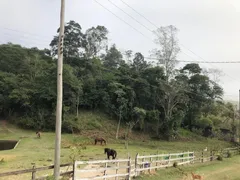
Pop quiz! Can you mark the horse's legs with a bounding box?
[95,140,97,145]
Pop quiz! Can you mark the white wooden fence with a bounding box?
[135,151,194,176]
[73,158,134,180]
[73,152,194,180]
[73,147,240,180]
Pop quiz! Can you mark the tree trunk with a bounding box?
[76,104,79,117]
[157,118,160,137]
[116,111,121,139]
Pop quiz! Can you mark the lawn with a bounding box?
[136,155,240,180]
[0,114,234,179]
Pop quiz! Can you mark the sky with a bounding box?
[0,0,240,102]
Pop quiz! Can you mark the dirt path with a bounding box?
[0,120,14,133]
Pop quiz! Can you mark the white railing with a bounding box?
[134,151,194,176]
[74,158,132,180]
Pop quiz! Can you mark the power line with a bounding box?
[0,26,52,40]
[144,56,240,64]
[107,0,153,33]
[122,52,240,64]
[118,0,240,85]
[93,0,152,41]
[119,0,158,29]
[0,32,50,47]
[2,28,240,64]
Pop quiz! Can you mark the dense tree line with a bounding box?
[0,21,237,140]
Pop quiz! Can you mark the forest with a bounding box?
[0,20,237,140]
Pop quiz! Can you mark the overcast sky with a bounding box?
[0,0,240,101]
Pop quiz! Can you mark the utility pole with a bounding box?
[237,89,240,143]
[54,0,65,179]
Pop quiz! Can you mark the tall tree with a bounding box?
[157,80,188,139]
[152,25,180,82]
[83,26,108,58]
[179,63,223,129]
[50,20,84,58]
[125,50,133,65]
[132,52,149,73]
[103,44,123,69]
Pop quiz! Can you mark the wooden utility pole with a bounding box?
[54,0,65,179]
[237,89,240,143]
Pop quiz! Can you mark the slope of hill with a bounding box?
[0,111,233,178]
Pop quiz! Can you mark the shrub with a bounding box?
[86,120,102,130]
[173,162,178,168]
[62,117,82,133]
[197,116,213,128]
[217,155,223,161]
[46,175,54,180]
[226,151,232,158]
[17,117,36,129]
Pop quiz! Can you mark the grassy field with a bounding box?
[0,111,235,179]
[137,155,240,180]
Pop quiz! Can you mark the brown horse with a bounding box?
[94,137,106,145]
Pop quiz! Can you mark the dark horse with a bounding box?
[94,137,106,145]
[104,148,117,160]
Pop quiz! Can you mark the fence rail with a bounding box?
[134,151,194,176]
[0,163,73,180]
[74,157,132,180]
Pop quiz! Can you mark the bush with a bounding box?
[197,116,213,128]
[226,151,232,158]
[86,119,102,130]
[62,117,82,133]
[173,162,178,168]
[191,128,203,136]
[217,155,223,161]
[17,117,36,129]
[46,176,54,180]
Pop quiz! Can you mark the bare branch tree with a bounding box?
[152,25,180,82]
[202,68,224,83]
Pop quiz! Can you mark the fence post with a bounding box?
[182,152,184,163]
[148,157,152,174]
[73,161,76,180]
[104,162,108,180]
[168,153,171,166]
[134,153,139,177]
[155,152,159,171]
[210,151,213,161]
[201,150,204,163]
[31,164,36,180]
[192,152,195,164]
[115,161,119,180]
[127,157,131,180]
